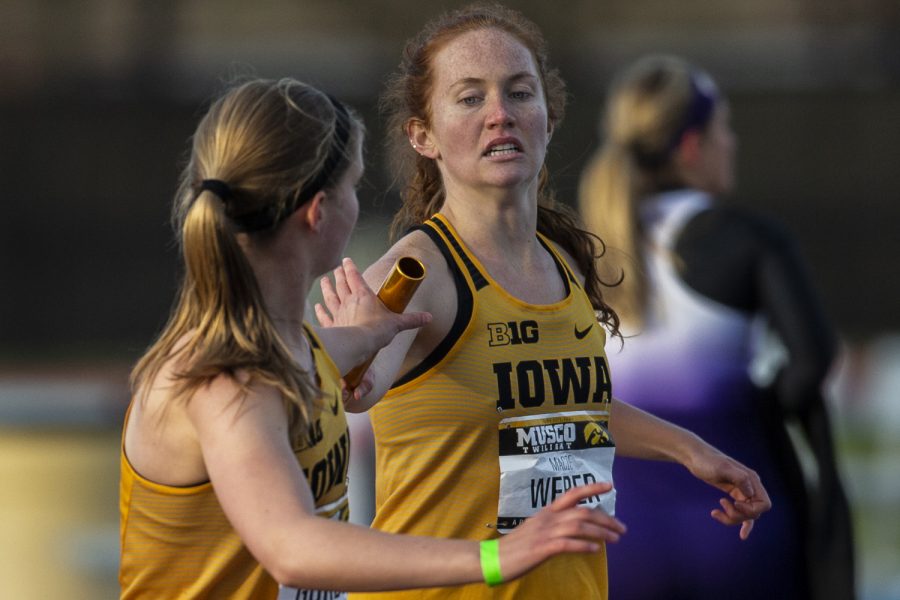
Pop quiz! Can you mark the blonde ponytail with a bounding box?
[131,79,362,442]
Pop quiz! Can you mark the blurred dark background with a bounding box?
[1,0,898,361]
[1,1,898,597]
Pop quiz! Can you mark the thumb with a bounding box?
[394,311,432,333]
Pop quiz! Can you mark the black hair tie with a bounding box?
[200,179,234,201]
[200,96,351,233]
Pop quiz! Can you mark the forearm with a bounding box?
[266,518,480,591]
[609,398,708,464]
[313,324,385,376]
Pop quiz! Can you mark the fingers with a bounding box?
[333,262,351,299]
[529,503,626,548]
[740,519,754,540]
[320,276,340,313]
[541,538,602,555]
[710,508,755,540]
[499,498,627,582]
[313,302,333,327]
[548,482,613,512]
[710,498,741,526]
[354,369,374,400]
[340,366,375,405]
[564,509,627,543]
[341,257,368,294]
[711,497,763,539]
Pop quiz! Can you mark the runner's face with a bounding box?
[423,28,551,194]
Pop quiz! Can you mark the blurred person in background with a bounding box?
[119,76,626,599]
[578,54,855,600]
[317,5,772,599]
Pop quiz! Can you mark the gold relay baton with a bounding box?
[343,256,426,389]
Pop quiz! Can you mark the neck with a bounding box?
[242,245,313,347]
[442,182,538,245]
[259,272,310,339]
[440,192,551,275]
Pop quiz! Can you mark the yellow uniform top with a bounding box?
[353,215,615,600]
[120,326,350,599]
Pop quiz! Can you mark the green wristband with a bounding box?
[480,539,503,587]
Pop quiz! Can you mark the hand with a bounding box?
[316,257,430,399]
[341,369,374,405]
[685,447,772,539]
[317,256,430,338]
[316,257,378,328]
[497,482,626,582]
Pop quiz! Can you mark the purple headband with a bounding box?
[632,70,719,169]
[668,70,718,151]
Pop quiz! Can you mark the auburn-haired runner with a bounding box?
[316,4,772,599]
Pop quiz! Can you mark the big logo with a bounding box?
[487,320,539,346]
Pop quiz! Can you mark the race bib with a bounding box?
[497,410,615,533]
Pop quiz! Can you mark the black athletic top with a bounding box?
[675,205,836,415]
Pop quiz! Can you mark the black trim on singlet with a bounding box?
[300,324,325,392]
[302,324,320,349]
[429,217,489,291]
[390,223,475,389]
[536,235,576,294]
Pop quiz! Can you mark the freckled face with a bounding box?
[424,28,551,194]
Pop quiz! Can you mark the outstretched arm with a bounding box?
[610,398,771,539]
[189,377,626,591]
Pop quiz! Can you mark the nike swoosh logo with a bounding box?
[329,393,340,416]
[574,324,593,339]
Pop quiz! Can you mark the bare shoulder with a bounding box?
[126,351,231,485]
[187,370,284,428]
[365,229,457,371]
[364,230,445,285]
[365,230,451,312]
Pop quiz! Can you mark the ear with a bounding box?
[407,118,440,159]
[675,129,703,168]
[295,190,327,233]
